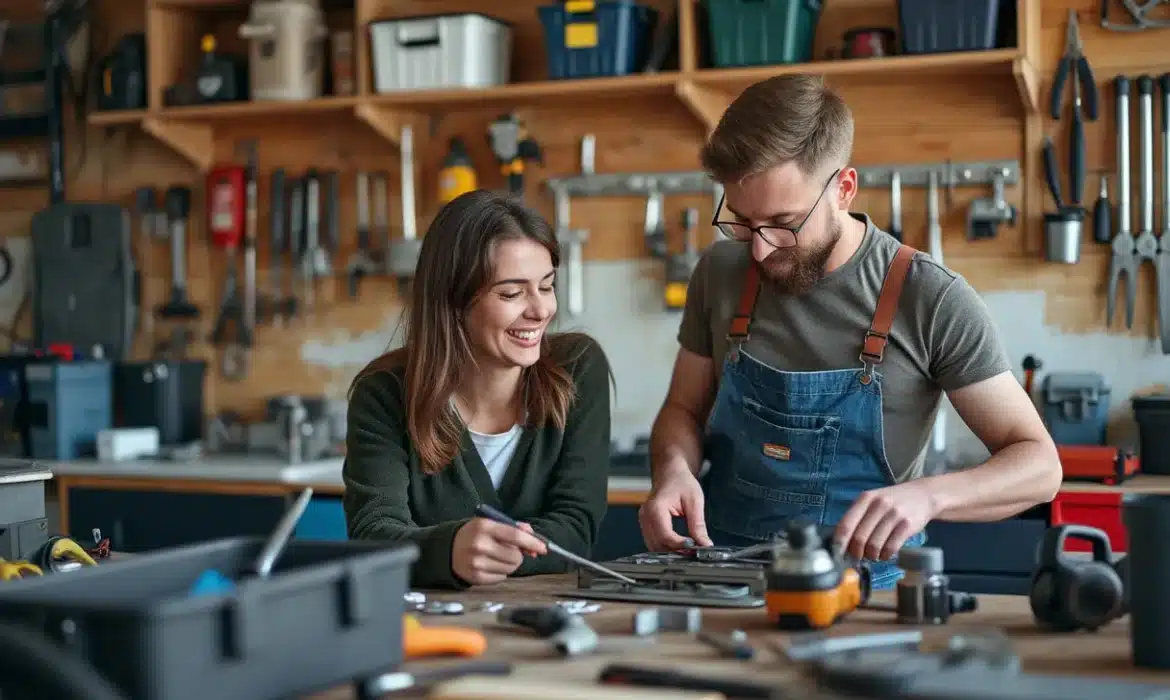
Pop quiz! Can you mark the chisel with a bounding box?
[473,504,638,585]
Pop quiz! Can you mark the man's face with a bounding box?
[720,163,842,294]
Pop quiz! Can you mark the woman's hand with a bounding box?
[451,517,548,585]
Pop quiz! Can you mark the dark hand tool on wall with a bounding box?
[155,185,199,358]
[1041,137,1064,209]
[643,185,667,258]
[1158,73,1170,354]
[387,126,422,290]
[889,170,903,241]
[1029,525,1128,632]
[134,187,157,338]
[1092,173,1112,244]
[1051,10,1099,124]
[346,171,380,298]
[285,175,305,321]
[267,167,289,327]
[1134,75,1159,298]
[895,547,977,624]
[1108,76,1139,328]
[473,504,639,585]
[320,170,340,304]
[764,518,870,630]
[1022,354,1042,397]
[300,169,325,310]
[1043,138,1083,263]
[206,159,251,380]
[241,142,259,359]
[663,208,699,311]
[1100,0,1170,31]
[487,112,543,196]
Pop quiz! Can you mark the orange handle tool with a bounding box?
[403,615,488,659]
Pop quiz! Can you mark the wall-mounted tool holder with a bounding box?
[385,124,421,292]
[856,160,1021,241]
[664,208,701,312]
[548,135,594,318]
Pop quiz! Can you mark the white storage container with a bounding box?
[239,0,328,101]
[369,13,511,92]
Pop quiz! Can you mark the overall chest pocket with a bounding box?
[733,397,841,500]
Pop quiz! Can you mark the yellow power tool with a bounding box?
[437,137,478,205]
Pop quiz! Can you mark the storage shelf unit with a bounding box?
[88,0,1041,170]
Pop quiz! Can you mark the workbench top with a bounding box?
[44,456,346,486]
[302,573,1167,699]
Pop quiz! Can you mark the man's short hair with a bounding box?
[699,74,854,184]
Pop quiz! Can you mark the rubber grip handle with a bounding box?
[134,187,156,214]
[1093,193,1112,244]
[1138,74,1154,96]
[270,168,286,242]
[1050,58,1070,120]
[1070,112,1086,206]
[403,616,487,659]
[1078,57,1099,121]
[1116,75,1131,97]
[1042,137,1063,209]
[165,186,190,219]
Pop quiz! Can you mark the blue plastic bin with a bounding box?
[897,0,1001,54]
[539,0,658,79]
[24,360,112,459]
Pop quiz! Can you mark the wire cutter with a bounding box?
[1051,10,1099,122]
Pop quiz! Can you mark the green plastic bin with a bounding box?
[704,0,822,67]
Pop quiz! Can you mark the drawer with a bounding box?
[1050,492,1126,553]
[925,518,1047,575]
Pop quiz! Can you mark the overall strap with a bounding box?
[860,244,917,377]
[727,261,761,341]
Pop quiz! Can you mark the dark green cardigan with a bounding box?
[342,335,612,589]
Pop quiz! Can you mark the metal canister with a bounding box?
[895,547,951,624]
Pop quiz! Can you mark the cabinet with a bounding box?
[67,487,287,552]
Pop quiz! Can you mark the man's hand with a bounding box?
[834,481,938,562]
[638,463,713,550]
[451,517,548,585]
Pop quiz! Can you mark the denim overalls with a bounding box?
[702,244,925,590]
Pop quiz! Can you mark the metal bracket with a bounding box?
[546,170,717,197]
[855,160,1020,189]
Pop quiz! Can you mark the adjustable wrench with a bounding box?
[1108,76,1139,329]
[1157,73,1170,354]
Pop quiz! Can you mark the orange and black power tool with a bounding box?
[764,519,872,630]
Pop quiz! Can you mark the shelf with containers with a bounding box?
[92,0,1041,167]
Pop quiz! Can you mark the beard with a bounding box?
[756,213,842,294]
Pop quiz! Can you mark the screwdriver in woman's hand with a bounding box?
[473,503,638,585]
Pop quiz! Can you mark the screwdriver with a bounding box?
[473,504,639,585]
[1093,174,1113,244]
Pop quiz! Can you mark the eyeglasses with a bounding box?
[711,169,841,249]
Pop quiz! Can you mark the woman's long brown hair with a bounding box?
[348,190,588,474]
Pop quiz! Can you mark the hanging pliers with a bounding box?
[1051,9,1100,209]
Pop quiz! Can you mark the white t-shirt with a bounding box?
[469,424,524,489]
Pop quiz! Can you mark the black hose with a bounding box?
[0,621,128,700]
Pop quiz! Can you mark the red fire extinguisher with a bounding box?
[207,165,245,249]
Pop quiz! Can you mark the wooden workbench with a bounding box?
[302,573,1169,699]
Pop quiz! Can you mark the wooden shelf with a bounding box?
[87,109,148,127]
[109,48,1037,168]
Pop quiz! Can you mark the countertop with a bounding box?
[301,572,1170,699]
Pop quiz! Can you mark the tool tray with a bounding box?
[0,536,418,700]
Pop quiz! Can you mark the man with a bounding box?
[639,74,1061,589]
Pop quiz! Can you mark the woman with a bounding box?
[343,189,613,590]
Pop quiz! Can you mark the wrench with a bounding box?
[1108,75,1139,329]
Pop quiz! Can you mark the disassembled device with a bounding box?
[574,549,768,608]
[896,546,978,624]
[764,519,872,629]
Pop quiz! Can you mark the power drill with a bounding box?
[487,112,543,196]
[437,137,478,205]
[765,518,871,630]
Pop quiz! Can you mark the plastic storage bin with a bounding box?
[539,0,658,79]
[24,360,112,459]
[704,0,821,68]
[369,13,511,92]
[898,0,1001,54]
[0,537,418,700]
[1041,372,1110,446]
[1134,395,1170,475]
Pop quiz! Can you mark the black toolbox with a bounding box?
[0,537,418,700]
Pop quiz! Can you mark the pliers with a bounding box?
[1051,9,1099,122]
[1109,230,1139,328]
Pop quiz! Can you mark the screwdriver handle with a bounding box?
[165,186,191,221]
[1094,175,1112,244]
[474,503,521,529]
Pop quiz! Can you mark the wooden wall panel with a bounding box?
[4,0,1157,417]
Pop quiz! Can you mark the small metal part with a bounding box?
[696,629,755,660]
[551,615,599,657]
[421,601,464,616]
[632,606,702,635]
[404,591,426,605]
[896,547,978,624]
[557,600,601,614]
[779,630,924,662]
[479,602,504,613]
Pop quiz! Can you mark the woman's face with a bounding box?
[465,237,557,369]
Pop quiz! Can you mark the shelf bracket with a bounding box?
[675,80,728,134]
[141,118,215,172]
[354,104,422,147]
[1012,56,1040,116]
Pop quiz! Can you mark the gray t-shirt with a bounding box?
[678,214,1012,482]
